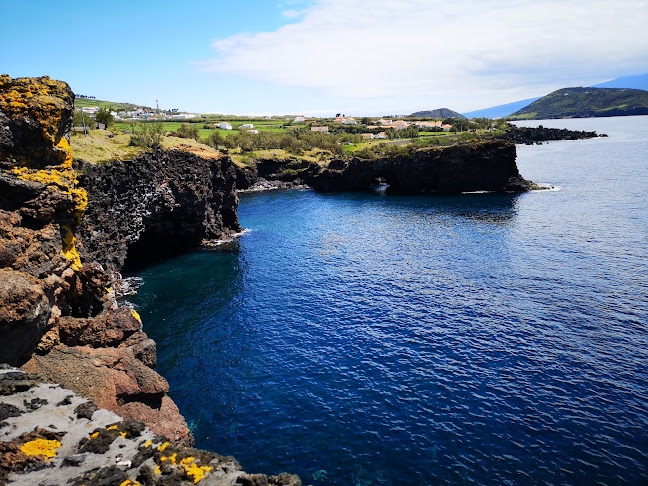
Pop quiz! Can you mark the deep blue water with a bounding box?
[131,116,648,485]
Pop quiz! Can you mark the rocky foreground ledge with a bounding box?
[0,367,300,486]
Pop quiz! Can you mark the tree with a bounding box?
[95,108,114,128]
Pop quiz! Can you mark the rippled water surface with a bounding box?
[131,116,648,485]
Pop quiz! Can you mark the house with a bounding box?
[294,116,306,123]
[342,117,357,125]
[218,122,233,130]
[248,130,259,134]
[374,132,388,140]
[360,133,374,140]
[441,124,453,131]
[240,123,254,129]
[171,113,196,120]
[377,118,392,125]
[311,126,329,133]
[392,120,409,130]
[81,106,99,114]
[415,121,442,128]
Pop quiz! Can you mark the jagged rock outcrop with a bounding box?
[0,367,301,485]
[497,126,605,144]
[235,141,533,194]
[0,75,300,483]
[313,141,533,193]
[0,76,188,444]
[76,150,241,273]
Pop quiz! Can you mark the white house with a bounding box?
[81,106,99,114]
[248,129,259,134]
[374,132,388,139]
[218,122,233,130]
[441,124,453,131]
[240,123,254,129]
[294,116,306,123]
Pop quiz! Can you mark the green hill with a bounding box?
[510,87,648,119]
[74,97,153,112]
[408,108,466,119]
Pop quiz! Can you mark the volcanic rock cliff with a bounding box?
[0,76,299,485]
[77,150,240,274]
[235,141,535,193]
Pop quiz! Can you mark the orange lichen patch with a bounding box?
[20,439,62,460]
[130,309,142,323]
[107,425,118,431]
[90,432,100,439]
[61,226,82,271]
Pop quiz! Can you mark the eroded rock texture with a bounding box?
[77,149,240,273]
[0,76,188,444]
[0,368,301,486]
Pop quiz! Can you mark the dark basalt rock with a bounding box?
[77,149,241,273]
[498,126,604,144]
[310,141,534,193]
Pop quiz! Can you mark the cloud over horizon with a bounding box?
[197,0,648,109]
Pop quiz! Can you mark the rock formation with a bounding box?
[235,141,535,194]
[0,76,299,483]
[497,126,605,144]
[0,366,301,485]
[77,150,240,273]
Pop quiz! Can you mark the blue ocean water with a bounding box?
[130,116,648,485]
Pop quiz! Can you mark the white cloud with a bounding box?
[198,0,648,109]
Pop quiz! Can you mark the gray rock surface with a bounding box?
[0,367,301,486]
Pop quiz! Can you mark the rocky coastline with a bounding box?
[497,125,606,144]
[0,76,299,485]
[0,75,542,485]
[235,140,535,194]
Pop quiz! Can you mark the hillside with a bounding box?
[74,96,153,112]
[510,87,648,119]
[408,108,466,119]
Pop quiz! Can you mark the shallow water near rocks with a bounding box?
[131,116,648,485]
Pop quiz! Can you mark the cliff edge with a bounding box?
[0,76,299,485]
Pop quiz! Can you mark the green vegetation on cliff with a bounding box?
[510,87,648,119]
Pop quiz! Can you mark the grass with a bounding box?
[74,98,149,112]
[70,130,221,164]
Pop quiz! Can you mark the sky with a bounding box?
[2,0,647,116]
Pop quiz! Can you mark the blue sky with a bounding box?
[2,0,647,116]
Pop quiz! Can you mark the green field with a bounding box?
[113,119,293,139]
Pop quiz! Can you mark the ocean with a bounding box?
[130,115,648,485]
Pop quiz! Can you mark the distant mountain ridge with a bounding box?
[461,72,648,119]
[510,87,648,120]
[408,108,466,119]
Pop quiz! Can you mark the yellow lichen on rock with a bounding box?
[180,457,213,484]
[20,438,62,460]
[0,75,72,145]
[61,226,82,271]
[131,309,142,323]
